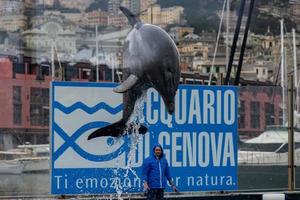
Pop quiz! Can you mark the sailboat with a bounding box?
[235,15,300,190]
[238,20,300,166]
[0,144,49,174]
[239,126,300,165]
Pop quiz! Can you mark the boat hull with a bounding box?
[0,160,24,174]
[21,158,49,173]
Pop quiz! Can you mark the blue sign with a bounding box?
[51,81,238,194]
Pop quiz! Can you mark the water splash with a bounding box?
[125,91,146,178]
[112,169,124,200]
[110,92,147,199]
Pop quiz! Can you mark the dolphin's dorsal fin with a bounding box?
[120,6,140,27]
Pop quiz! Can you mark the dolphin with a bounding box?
[88,7,180,139]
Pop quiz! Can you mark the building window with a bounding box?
[265,102,275,125]
[36,135,49,144]
[250,101,260,128]
[239,100,245,129]
[30,87,49,126]
[13,86,22,124]
[13,104,22,125]
[13,86,21,102]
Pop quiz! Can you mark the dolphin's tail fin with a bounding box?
[87,119,148,140]
[120,6,140,27]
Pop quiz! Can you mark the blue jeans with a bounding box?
[147,188,164,200]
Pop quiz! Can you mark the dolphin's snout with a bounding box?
[160,89,176,115]
[166,101,175,114]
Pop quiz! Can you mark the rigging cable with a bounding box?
[208,0,227,85]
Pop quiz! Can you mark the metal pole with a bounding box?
[224,0,246,85]
[53,41,62,80]
[288,74,295,191]
[218,73,224,85]
[226,0,230,72]
[112,57,115,82]
[298,79,300,126]
[96,25,99,82]
[292,28,299,112]
[151,5,153,24]
[51,39,55,80]
[234,0,255,85]
[293,29,298,91]
[280,19,286,125]
[284,47,288,124]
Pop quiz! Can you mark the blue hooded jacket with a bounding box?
[142,144,172,189]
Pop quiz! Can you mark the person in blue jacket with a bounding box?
[142,144,178,200]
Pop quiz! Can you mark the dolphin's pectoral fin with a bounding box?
[113,74,139,93]
[88,120,126,139]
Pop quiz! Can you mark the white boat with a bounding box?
[17,144,49,173]
[0,144,49,174]
[0,151,24,174]
[238,126,300,165]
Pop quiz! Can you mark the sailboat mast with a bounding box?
[224,0,246,85]
[292,28,299,112]
[111,61,114,82]
[226,0,230,72]
[96,25,99,82]
[280,19,286,125]
[51,39,55,80]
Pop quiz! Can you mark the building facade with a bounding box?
[59,0,94,12]
[108,0,121,14]
[0,15,27,32]
[0,1,27,32]
[24,0,55,7]
[238,86,283,138]
[140,0,156,12]
[86,10,108,27]
[0,58,51,150]
[140,4,184,28]
[0,54,117,150]
[168,26,194,42]
[108,13,129,28]
[23,21,76,59]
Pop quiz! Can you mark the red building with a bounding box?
[0,58,51,150]
[238,86,283,139]
[0,57,115,150]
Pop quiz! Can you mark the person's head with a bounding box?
[154,146,162,157]
[152,144,163,158]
